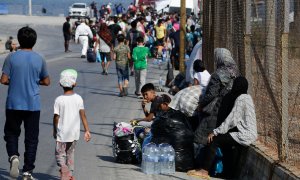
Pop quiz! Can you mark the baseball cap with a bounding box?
[59,69,78,88]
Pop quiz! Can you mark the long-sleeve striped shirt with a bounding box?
[213,94,257,146]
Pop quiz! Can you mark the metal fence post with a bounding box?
[265,0,276,83]
[245,0,252,95]
[279,0,289,163]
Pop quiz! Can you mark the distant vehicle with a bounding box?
[69,3,90,18]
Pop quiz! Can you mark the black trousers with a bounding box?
[202,133,241,172]
[4,110,40,172]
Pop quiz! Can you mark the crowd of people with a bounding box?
[63,3,257,179]
[0,2,258,180]
[64,3,202,98]
[132,48,257,179]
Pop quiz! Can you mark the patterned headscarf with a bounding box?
[98,23,113,46]
[214,48,239,85]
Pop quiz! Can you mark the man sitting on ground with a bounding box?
[131,83,171,127]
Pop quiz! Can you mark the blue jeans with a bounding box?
[116,66,129,84]
[4,110,40,172]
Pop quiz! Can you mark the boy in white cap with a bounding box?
[53,69,91,180]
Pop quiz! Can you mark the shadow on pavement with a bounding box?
[78,70,101,75]
[97,155,115,163]
[90,123,113,126]
[93,143,112,148]
[40,122,112,138]
[32,173,59,180]
[0,168,10,180]
[90,91,117,96]
[0,168,59,180]
[97,165,141,172]
[82,130,112,138]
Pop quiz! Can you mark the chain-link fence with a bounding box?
[202,0,300,176]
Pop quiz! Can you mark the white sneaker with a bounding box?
[9,155,19,178]
[22,172,35,180]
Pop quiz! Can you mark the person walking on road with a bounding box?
[113,34,131,97]
[75,19,93,58]
[132,36,151,97]
[95,23,113,75]
[126,20,144,76]
[63,16,72,53]
[53,69,91,180]
[154,19,167,45]
[0,26,50,180]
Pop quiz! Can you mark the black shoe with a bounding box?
[81,55,86,58]
[101,71,105,75]
[118,92,124,97]
[130,71,134,76]
[104,71,108,75]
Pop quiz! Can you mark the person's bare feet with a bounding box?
[187,169,210,179]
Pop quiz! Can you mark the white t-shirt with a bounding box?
[194,70,211,89]
[99,37,111,53]
[54,93,84,142]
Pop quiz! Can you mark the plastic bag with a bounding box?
[96,50,101,62]
[151,110,194,172]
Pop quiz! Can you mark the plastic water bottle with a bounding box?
[142,143,159,174]
[153,145,160,174]
[162,48,167,61]
[167,145,175,174]
[159,143,169,174]
[159,143,175,174]
[142,143,153,174]
[159,76,163,91]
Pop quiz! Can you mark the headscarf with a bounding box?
[98,23,112,46]
[214,48,239,85]
[216,76,248,127]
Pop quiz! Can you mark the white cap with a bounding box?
[59,69,78,88]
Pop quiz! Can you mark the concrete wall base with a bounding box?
[238,146,299,180]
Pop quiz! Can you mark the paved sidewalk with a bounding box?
[95,58,222,180]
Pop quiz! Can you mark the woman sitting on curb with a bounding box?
[188,77,257,179]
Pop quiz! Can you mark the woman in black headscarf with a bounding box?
[188,77,257,179]
[216,76,249,127]
[194,48,239,145]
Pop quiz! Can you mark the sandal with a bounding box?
[187,170,210,179]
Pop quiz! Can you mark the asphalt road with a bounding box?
[0,15,207,180]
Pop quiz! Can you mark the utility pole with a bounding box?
[28,0,32,16]
[179,0,186,73]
